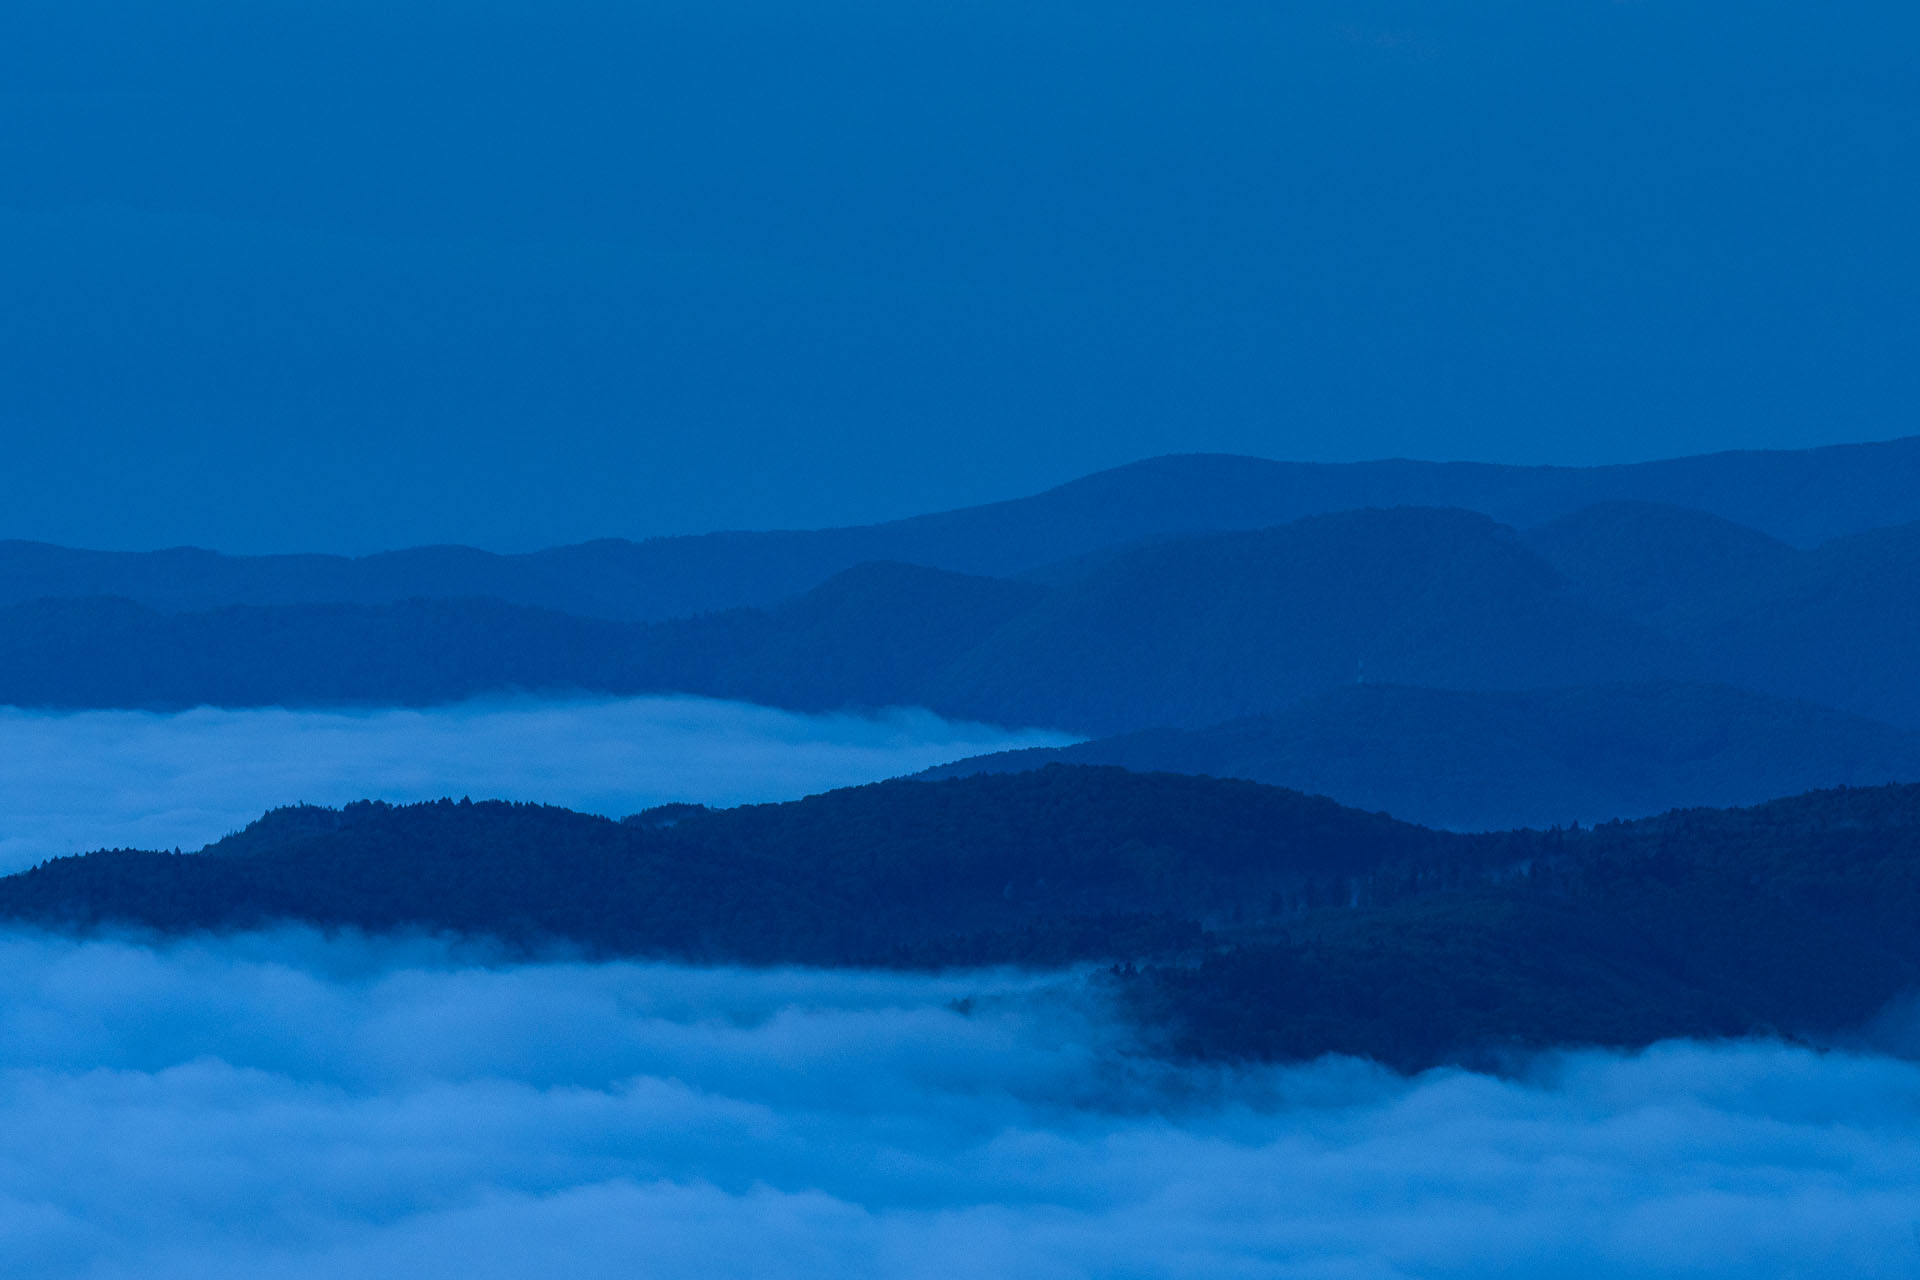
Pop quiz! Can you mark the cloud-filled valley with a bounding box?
[6,460,1920,1274]
[0,697,1073,873]
[1,930,1917,1279]
[8,0,1918,1265]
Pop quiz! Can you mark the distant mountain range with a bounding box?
[1655,520,1920,730]
[6,435,1919,622]
[11,438,1920,833]
[1522,500,1797,621]
[922,682,1920,831]
[9,766,1920,1072]
[11,445,1918,1073]
[0,508,1690,728]
[8,500,1920,741]
[906,508,1689,734]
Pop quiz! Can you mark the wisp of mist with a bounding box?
[0,930,1916,1279]
[0,697,1074,871]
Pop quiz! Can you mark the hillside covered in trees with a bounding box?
[6,767,1920,1072]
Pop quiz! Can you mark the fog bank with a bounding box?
[0,697,1074,871]
[1,930,1916,1279]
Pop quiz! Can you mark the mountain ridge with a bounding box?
[6,435,1918,622]
[9,490,1920,746]
[919,682,1920,830]
[7,768,1920,1072]
[0,509,1698,733]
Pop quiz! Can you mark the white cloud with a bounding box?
[0,930,1915,1279]
[0,698,1075,871]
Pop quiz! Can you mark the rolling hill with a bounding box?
[1658,520,1920,730]
[920,682,1920,830]
[10,497,1920,753]
[5,435,1917,622]
[8,767,1920,1072]
[1523,501,1796,620]
[0,510,1694,732]
[0,768,1448,965]
[918,508,1692,733]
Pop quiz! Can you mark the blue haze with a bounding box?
[2,1,1916,552]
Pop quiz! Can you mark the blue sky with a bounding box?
[2,1,1915,552]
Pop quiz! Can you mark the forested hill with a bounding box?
[1,768,1450,965]
[5,435,1918,622]
[6,767,1920,1072]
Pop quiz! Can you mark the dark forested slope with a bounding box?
[1144,786,1920,1068]
[0,768,1451,964]
[6,768,1920,1072]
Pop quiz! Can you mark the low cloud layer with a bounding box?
[0,697,1074,871]
[0,930,1915,1279]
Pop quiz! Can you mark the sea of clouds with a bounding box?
[5,696,1918,1277]
[1,929,1917,1280]
[0,697,1075,872]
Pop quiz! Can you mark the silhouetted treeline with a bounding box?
[6,766,1920,1071]
[0,768,1442,964]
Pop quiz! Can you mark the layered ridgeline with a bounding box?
[6,766,1919,1072]
[8,502,1920,740]
[923,683,1920,832]
[4,436,1919,622]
